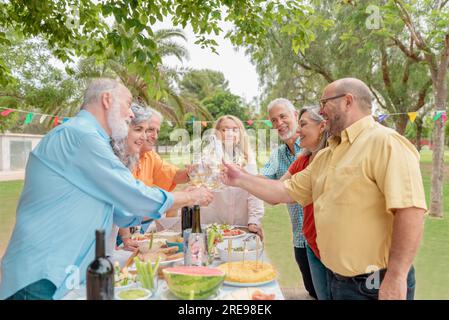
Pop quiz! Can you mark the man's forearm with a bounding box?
[387,207,425,277]
[237,173,294,205]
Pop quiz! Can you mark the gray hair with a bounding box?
[267,98,297,114]
[110,102,151,171]
[131,103,153,126]
[148,107,163,122]
[82,78,122,107]
[111,139,139,171]
[299,105,329,157]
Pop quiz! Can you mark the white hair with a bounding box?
[267,98,297,114]
[82,78,122,107]
[147,107,163,122]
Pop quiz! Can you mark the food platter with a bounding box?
[222,228,246,240]
[223,278,276,287]
[206,223,247,241]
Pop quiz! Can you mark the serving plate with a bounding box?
[223,278,276,287]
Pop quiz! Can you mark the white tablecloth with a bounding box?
[62,249,284,300]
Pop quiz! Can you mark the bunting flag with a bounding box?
[166,121,173,127]
[247,119,254,126]
[24,112,34,124]
[264,120,273,128]
[433,111,442,121]
[408,112,417,123]
[1,108,14,116]
[433,110,447,122]
[201,121,208,127]
[39,115,48,124]
[53,116,59,127]
[378,114,389,122]
[63,117,70,123]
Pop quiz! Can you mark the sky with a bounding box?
[157,20,261,104]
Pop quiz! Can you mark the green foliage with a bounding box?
[201,90,249,120]
[179,69,229,102]
[0,0,316,97]
[243,0,434,134]
[0,36,82,133]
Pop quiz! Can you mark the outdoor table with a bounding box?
[62,246,284,300]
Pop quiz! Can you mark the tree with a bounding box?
[201,90,249,120]
[179,69,229,102]
[0,36,82,133]
[0,0,319,94]
[75,27,212,127]
[378,0,449,217]
[243,1,432,135]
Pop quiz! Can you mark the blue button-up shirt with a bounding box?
[0,110,174,300]
[260,137,306,248]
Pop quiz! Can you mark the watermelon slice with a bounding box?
[163,266,225,300]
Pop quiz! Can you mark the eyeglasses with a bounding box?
[319,93,347,110]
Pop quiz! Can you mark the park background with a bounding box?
[1,1,449,299]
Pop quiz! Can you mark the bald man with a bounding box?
[222,78,427,300]
[0,78,212,300]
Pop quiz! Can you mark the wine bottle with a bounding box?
[185,205,208,266]
[181,206,193,233]
[191,205,202,233]
[86,229,114,300]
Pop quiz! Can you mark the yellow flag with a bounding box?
[408,112,417,123]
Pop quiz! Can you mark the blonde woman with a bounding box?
[200,115,265,238]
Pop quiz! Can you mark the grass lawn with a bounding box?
[0,150,448,299]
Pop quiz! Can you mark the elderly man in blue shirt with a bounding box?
[0,78,213,300]
[260,98,317,299]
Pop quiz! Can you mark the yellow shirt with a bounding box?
[284,116,427,277]
[133,151,178,192]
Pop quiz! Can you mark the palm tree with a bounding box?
[76,28,213,127]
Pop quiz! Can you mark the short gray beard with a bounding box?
[107,100,129,140]
[280,122,298,141]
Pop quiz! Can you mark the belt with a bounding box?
[332,268,387,281]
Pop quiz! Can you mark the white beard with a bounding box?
[280,123,298,141]
[107,100,129,140]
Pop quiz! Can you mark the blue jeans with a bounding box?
[6,279,56,300]
[327,266,416,300]
[306,245,330,300]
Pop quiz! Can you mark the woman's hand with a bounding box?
[121,238,139,252]
[184,186,214,206]
[248,223,264,241]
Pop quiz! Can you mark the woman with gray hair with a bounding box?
[108,104,194,253]
[280,105,330,300]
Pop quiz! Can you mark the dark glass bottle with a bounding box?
[86,229,114,300]
[181,206,193,233]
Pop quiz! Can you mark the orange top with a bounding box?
[133,151,178,192]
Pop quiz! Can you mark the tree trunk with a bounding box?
[430,80,447,218]
[415,117,423,152]
[395,114,409,135]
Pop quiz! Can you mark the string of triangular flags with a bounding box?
[0,106,275,128]
[0,107,71,127]
[377,111,447,124]
[1,106,446,129]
